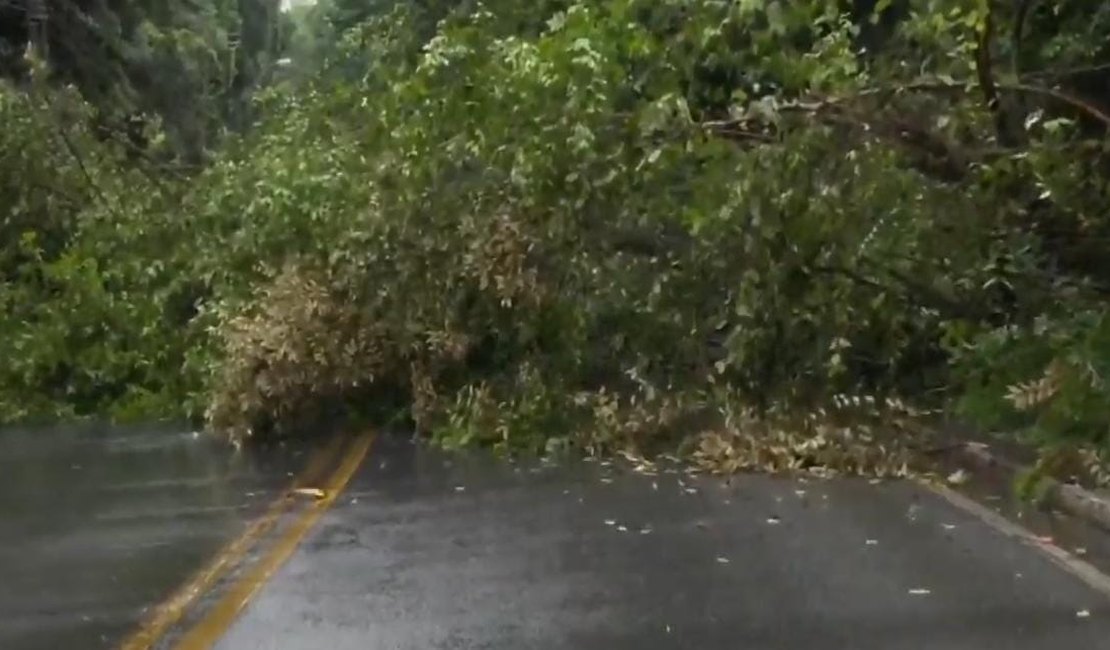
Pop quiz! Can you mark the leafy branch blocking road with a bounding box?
[4,1,1110,479]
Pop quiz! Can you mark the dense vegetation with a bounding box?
[5,0,1110,476]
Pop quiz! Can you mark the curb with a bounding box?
[955,442,1110,533]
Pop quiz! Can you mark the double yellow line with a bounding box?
[120,431,374,650]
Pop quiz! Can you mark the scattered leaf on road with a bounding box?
[946,469,970,485]
[292,488,326,499]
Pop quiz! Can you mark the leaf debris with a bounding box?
[292,487,326,499]
[946,469,970,485]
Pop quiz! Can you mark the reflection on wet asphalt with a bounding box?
[215,434,1110,650]
[6,427,1110,650]
[0,423,301,650]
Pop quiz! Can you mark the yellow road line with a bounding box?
[118,434,348,650]
[172,431,375,650]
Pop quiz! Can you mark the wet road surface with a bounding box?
[210,434,1110,650]
[0,424,302,650]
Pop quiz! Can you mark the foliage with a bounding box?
[204,264,396,442]
[0,0,287,161]
[5,0,1110,471]
[0,77,193,422]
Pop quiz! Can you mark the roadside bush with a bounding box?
[0,81,192,423]
[204,264,396,442]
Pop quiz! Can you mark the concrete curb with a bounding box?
[955,441,1110,533]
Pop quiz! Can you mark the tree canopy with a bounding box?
[5,0,1110,481]
[0,0,284,160]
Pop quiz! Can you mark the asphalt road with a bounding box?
[0,424,302,650]
[210,434,1110,650]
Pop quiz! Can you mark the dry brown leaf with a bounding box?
[292,487,326,499]
[946,469,970,485]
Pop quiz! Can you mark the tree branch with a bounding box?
[1025,62,1110,82]
[1012,0,1036,78]
[711,78,1110,132]
[976,1,1017,146]
[1005,82,1110,130]
[811,261,989,322]
[20,91,124,223]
